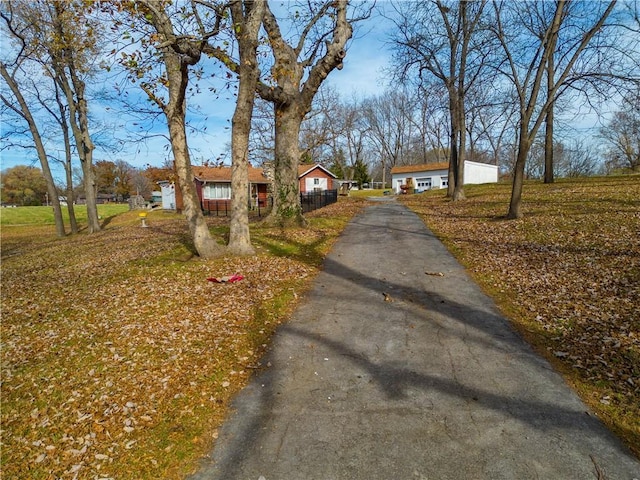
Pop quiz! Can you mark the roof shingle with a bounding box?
[390,162,450,174]
[192,166,270,184]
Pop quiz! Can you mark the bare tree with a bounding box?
[254,0,355,226]
[491,0,616,219]
[249,97,276,166]
[534,2,639,183]
[391,0,490,200]
[599,88,640,172]
[17,71,83,233]
[0,1,84,236]
[409,85,450,165]
[46,0,102,232]
[540,1,562,184]
[300,86,343,164]
[333,95,370,179]
[1,59,80,232]
[47,80,79,233]
[0,61,65,235]
[464,79,518,168]
[116,1,226,258]
[557,139,600,177]
[362,89,416,187]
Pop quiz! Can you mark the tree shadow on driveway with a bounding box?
[189,201,640,479]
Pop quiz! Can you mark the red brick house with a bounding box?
[175,166,271,212]
[298,164,337,193]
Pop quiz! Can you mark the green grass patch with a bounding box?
[0,204,129,226]
[348,188,389,198]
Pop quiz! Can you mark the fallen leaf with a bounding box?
[425,271,444,277]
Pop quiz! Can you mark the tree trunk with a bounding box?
[453,93,466,201]
[229,104,254,252]
[265,103,305,227]
[62,124,79,234]
[0,63,66,237]
[229,154,253,255]
[544,108,554,184]
[167,66,224,258]
[447,135,457,198]
[544,33,556,184]
[56,67,100,233]
[170,116,223,257]
[447,93,457,198]
[40,148,65,237]
[447,91,465,200]
[227,0,264,256]
[79,136,101,233]
[65,183,78,234]
[507,130,531,219]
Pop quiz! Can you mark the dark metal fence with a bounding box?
[201,190,337,217]
[201,198,271,218]
[201,200,229,217]
[300,189,338,213]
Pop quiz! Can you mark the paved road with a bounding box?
[190,198,640,480]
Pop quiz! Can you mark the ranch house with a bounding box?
[173,166,271,212]
[390,161,499,194]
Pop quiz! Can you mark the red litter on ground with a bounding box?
[207,274,244,283]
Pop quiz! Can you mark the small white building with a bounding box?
[158,181,176,210]
[390,161,499,194]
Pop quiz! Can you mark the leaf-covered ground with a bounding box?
[399,175,640,457]
[3,179,639,478]
[0,199,366,479]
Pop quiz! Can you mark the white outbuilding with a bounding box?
[390,161,499,194]
[158,181,176,210]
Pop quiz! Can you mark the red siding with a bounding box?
[299,168,334,193]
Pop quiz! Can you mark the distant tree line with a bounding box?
[0,162,174,206]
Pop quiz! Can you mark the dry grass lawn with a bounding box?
[2,176,638,479]
[1,199,366,479]
[399,175,639,457]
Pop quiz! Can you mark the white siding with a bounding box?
[391,161,498,193]
[160,183,176,210]
[306,177,328,191]
[464,161,498,184]
[392,168,448,193]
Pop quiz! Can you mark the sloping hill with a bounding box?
[400,175,640,456]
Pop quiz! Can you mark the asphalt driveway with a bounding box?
[189,197,640,480]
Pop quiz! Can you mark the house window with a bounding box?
[314,178,320,185]
[416,177,432,189]
[203,183,231,199]
[441,176,448,188]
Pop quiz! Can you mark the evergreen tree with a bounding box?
[353,158,370,186]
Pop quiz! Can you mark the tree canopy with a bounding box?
[0,164,48,205]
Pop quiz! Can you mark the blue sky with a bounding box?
[0,4,394,182]
[0,2,616,182]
